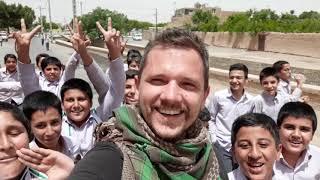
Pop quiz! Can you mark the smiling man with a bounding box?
[206,63,253,172]
[69,29,223,179]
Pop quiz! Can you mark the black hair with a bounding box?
[125,69,139,80]
[4,54,17,63]
[22,91,62,121]
[36,53,49,68]
[229,63,249,79]
[273,60,289,73]
[231,113,280,149]
[60,78,93,102]
[0,101,33,141]
[277,102,317,134]
[140,28,209,89]
[259,67,279,83]
[127,49,142,65]
[40,56,63,71]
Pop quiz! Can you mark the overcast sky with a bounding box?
[3,0,320,24]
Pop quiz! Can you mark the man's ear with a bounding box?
[202,85,210,109]
[276,144,282,160]
[135,75,140,89]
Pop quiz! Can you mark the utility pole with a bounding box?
[80,1,83,16]
[72,0,77,30]
[155,8,158,36]
[47,0,53,41]
[37,5,45,33]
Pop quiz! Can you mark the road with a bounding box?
[1,37,320,146]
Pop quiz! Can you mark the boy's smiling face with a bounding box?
[279,116,313,156]
[261,76,279,96]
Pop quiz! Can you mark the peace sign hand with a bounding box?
[68,18,91,54]
[96,17,122,61]
[12,19,41,63]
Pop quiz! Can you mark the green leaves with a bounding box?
[0,2,35,30]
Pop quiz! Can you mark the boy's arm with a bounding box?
[12,19,42,96]
[18,62,41,96]
[96,57,125,119]
[60,52,80,82]
[206,94,219,143]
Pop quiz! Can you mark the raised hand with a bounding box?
[68,18,93,66]
[68,18,91,54]
[96,17,122,61]
[17,147,74,180]
[12,19,41,63]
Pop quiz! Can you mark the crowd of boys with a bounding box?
[0,18,319,180]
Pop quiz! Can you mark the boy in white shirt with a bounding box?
[229,113,281,180]
[274,102,320,179]
[0,54,23,105]
[252,67,290,121]
[273,60,308,102]
[207,63,253,172]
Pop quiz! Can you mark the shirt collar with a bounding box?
[64,110,98,127]
[279,79,290,87]
[279,146,312,168]
[227,88,249,101]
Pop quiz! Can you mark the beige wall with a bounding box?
[264,33,320,58]
[143,30,320,58]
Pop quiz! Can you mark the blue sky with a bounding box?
[4,0,320,23]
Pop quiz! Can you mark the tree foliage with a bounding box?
[79,7,153,40]
[0,1,35,31]
[191,10,219,32]
[188,8,320,33]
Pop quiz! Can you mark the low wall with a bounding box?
[264,33,320,58]
[143,30,320,58]
[198,32,259,50]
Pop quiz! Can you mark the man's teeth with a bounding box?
[248,163,263,167]
[158,108,182,115]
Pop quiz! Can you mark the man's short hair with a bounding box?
[140,28,209,89]
[127,49,142,65]
[4,54,17,63]
[229,63,249,79]
[126,69,139,80]
[273,60,289,73]
[277,102,317,134]
[22,90,62,121]
[259,67,279,83]
[0,101,33,141]
[60,78,93,102]
[231,113,280,149]
[41,56,63,71]
[36,53,49,67]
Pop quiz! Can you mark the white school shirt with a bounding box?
[18,52,79,97]
[206,88,253,151]
[61,111,102,159]
[273,145,320,180]
[252,92,290,121]
[228,167,276,180]
[0,68,24,104]
[278,79,302,102]
[29,135,75,160]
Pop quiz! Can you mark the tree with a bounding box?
[191,10,219,32]
[299,11,320,19]
[220,12,251,32]
[80,7,153,40]
[0,2,35,31]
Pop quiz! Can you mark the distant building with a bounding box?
[168,3,241,28]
